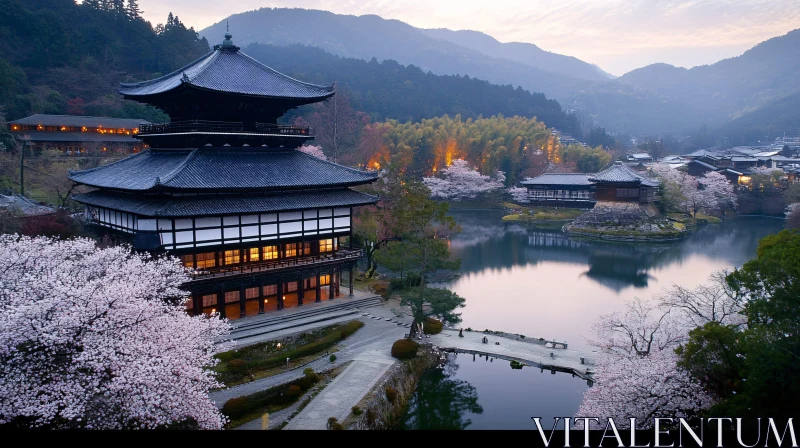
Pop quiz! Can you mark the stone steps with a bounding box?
[224,296,383,343]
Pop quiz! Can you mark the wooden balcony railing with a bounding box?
[188,247,363,282]
[138,120,312,137]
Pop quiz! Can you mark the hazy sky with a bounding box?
[137,0,800,76]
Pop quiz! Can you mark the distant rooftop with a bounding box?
[521,173,592,186]
[9,114,149,129]
[588,161,659,187]
[0,195,55,216]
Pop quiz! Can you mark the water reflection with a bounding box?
[450,211,785,292]
[445,211,784,351]
[399,353,587,430]
[398,355,483,430]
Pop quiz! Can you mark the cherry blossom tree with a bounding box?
[650,164,736,217]
[0,235,230,429]
[577,273,749,429]
[575,349,714,429]
[588,297,686,357]
[423,159,505,201]
[297,144,328,161]
[507,186,529,203]
[657,272,746,329]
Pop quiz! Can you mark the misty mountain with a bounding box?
[576,29,800,136]
[242,43,581,135]
[199,7,596,103]
[421,28,613,82]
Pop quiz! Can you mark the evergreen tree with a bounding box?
[111,0,125,16]
[167,12,174,28]
[126,0,142,20]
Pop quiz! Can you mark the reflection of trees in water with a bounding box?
[448,211,785,291]
[398,355,483,430]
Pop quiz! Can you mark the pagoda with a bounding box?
[68,32,379,319]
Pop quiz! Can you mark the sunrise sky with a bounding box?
[135,0,800,76]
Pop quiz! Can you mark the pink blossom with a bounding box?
[0,235,230,429]
[423,159,505,200]
[297,144,328,161]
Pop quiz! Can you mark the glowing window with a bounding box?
[224,250,240,265]
[319,239,334,253]
[320,274,331,286]
[248,247,260,262]
[196,252,216,269]
[263,245,278,260]
[302,241,311,255]
[180,254,194,268]
[284,243,297,258]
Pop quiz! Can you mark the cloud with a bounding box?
[137,0,800,75]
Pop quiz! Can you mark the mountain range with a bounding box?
[202,8,800,140]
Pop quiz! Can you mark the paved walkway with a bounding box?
[282,349,396,430]
[428,329,594,379]
[210,309,408,407]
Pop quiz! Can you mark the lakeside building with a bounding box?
[68,32,379,319]
[518,162,659,207]
[8,114,149,155]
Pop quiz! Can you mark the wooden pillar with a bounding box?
[258,281,265,314]
[329,268,335,300]
[277,281,284,310]
[315,270,322,302]
[192,292,202,316]
[239,283,246,318]
[298,275,304,306]
[349,266,354,297]
[336,271,341,296]
[217,286,226,319]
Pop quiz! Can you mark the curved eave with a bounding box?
[118,83,335,105]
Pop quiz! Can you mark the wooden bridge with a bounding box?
[426,329,596,385]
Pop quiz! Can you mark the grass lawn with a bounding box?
[223,363,350,429]
[502,203,585,222]
[213,320,364,387]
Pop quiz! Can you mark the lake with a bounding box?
[398,211,785,430]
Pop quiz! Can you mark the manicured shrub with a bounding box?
[227,358,248,373]
[422,317,443,335]
[327,417,344,430]
[329,354,337,363]
[366,408,377,426]
[385,386,398,403]
[286,385,302,398]
[303,367,314,375]
[351,406,362,416]
[510,360,524,370]
[391,339,419,360]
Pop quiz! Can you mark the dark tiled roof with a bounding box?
[68,147,378,191]
[118,47,334,100]
[689,160,717,170]
[73,189,378,217]
[9,114,149,128]
[588,162,660,187]
[520,173,592,186]
[14,132,140,143]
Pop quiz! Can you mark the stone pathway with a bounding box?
[210,313,407,407]
[282,349,396,430]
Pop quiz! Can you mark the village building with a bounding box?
[8,114,149,155]
[68,32,379,319]
[518,162,659,207]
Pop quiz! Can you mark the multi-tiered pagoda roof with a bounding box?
[68,32,378,319]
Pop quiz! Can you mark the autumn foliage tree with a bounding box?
[0,235,230,429]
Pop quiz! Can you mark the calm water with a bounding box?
[399,211,785,430]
